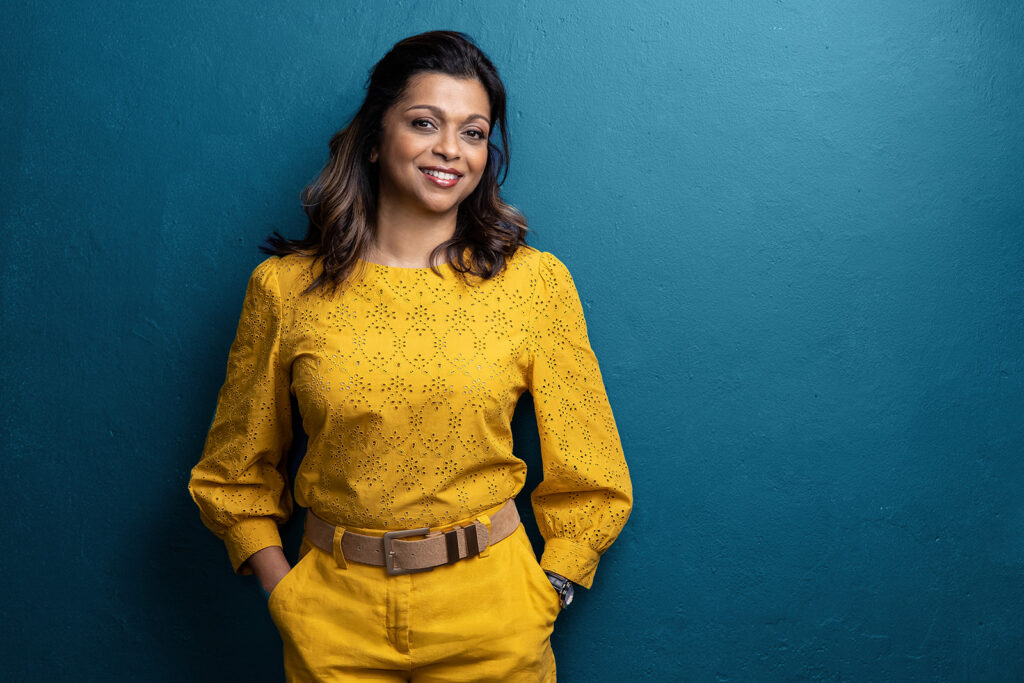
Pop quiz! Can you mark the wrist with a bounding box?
[246,546,289,590]
[252,574,271,601]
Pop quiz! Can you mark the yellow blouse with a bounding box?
[187,246,631,588]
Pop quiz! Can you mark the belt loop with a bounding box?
[332,526,348,569]
[476,514,492,558]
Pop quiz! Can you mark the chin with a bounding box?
[420,197,463,215]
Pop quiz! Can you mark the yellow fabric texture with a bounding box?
[268,505,561,681]
[188,246,632,589]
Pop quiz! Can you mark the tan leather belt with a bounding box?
[304,500,520,575]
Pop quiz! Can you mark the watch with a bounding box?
[544,570,574,608]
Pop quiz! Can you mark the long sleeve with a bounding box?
[188,257,294,575]
[527,252,633,589]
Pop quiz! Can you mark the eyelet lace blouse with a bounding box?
[188,246,632,588]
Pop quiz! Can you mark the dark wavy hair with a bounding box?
[261,30,529,294]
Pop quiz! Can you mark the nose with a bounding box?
[432,126,460,161]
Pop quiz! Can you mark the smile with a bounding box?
[420,168,462,188]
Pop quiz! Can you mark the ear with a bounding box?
[369,148,379,163]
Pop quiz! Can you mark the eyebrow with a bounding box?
[404,104,491,127]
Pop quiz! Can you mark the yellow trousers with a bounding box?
[267,503,561,682]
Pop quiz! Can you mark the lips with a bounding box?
[419,167,462,188]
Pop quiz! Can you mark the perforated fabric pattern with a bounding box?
[188,246,632,588]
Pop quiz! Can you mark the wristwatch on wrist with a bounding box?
[543,570,575,609]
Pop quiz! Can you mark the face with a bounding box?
[371,72,491,218]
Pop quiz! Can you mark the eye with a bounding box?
[464,129,486,140]
[411,118,436,130]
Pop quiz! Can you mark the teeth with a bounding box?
[423,169,458,181]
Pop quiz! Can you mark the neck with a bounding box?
[370,192,457,268]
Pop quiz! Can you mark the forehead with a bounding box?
[396,72,491,119]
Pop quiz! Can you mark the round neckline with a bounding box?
[356,257,455,274]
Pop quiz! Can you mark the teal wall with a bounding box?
[3,1,1022,680]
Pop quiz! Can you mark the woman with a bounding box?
[188,30,632,682]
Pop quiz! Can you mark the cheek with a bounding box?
[468,147,489,177]
[382,132,423,166]
[461,170,487,199]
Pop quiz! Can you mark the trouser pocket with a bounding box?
[509,524,563,621]
[267,535,319,623]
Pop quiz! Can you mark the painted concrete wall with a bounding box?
[3,1,1022,680]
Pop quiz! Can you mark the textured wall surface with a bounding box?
[3,1,1022,680]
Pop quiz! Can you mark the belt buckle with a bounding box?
[382,527,430,575]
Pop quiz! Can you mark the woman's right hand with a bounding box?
[244,546,292,595]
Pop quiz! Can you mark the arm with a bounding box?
[527,252,633,589]
[188,257,295,579]
[243,546,292,593]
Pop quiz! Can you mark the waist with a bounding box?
[304,498,520,575]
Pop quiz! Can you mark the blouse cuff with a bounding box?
[539,538,602,589]
[225,518,283,575]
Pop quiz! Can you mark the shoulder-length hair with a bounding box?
[262,30,529,294]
